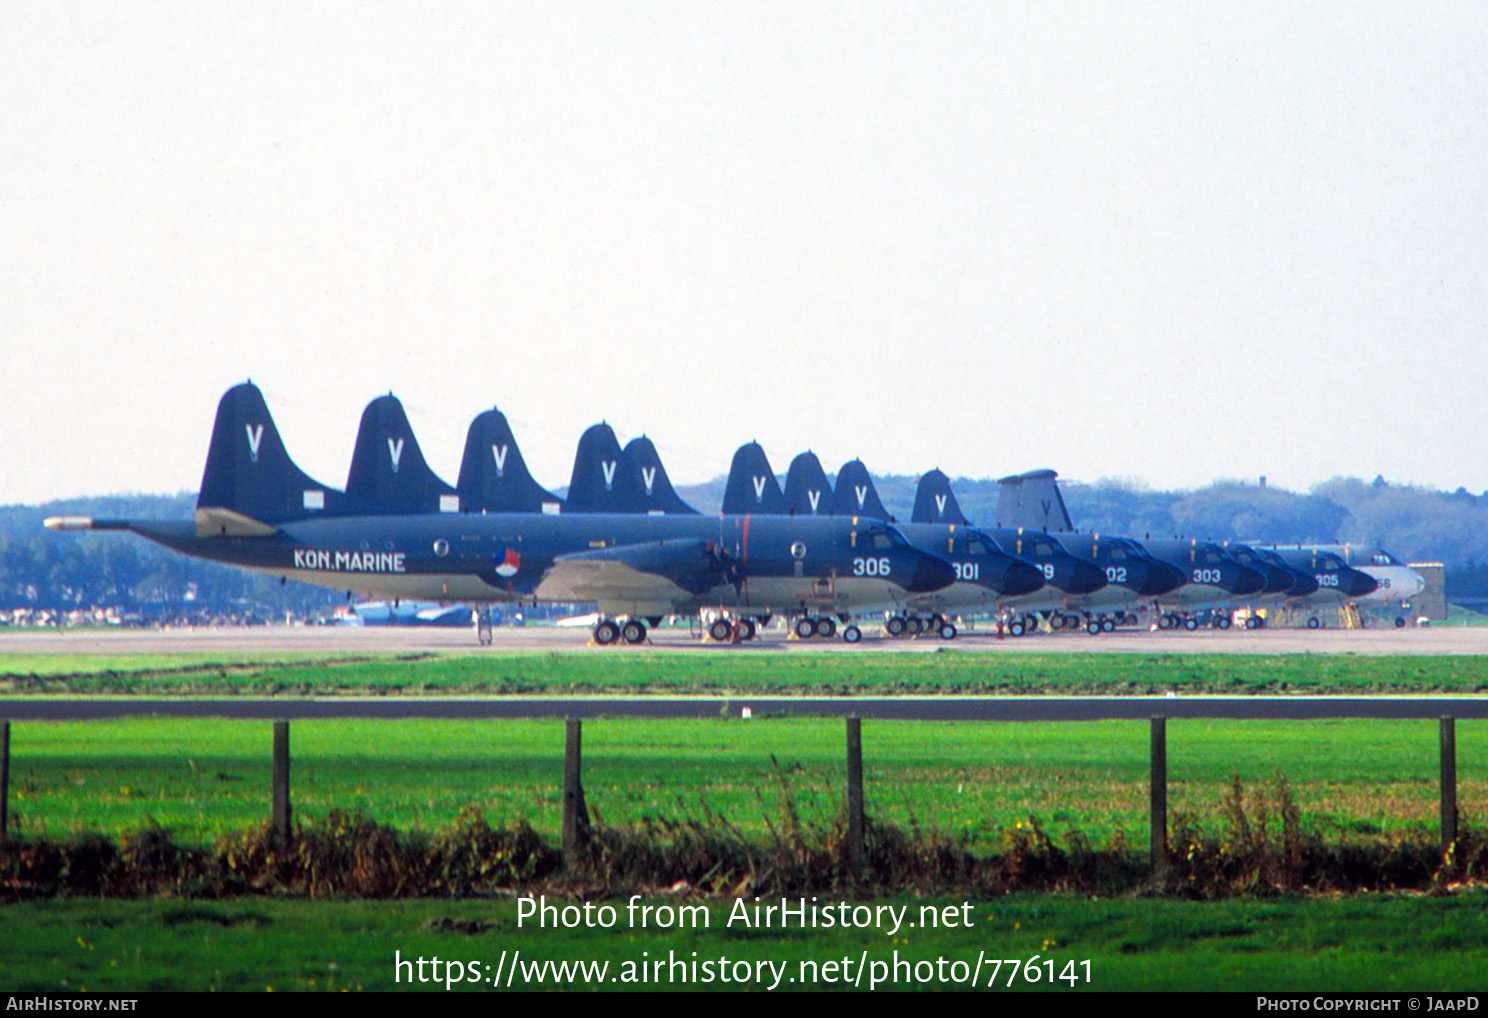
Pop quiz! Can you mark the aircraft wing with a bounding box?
[534,539,730,615]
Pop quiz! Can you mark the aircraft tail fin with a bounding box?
[911,469,970,525]
[622,437,698,514]
[196,381,348,529]
[345,394,461,514]
[721,442,785,515]
[565,423,650,512]
[830,459,892,520]
[455,408,564,514]
[996,469,1074,532]
[782,452,834,516]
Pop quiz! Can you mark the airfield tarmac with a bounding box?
[2,621,1484,657]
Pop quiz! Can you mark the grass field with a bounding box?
[2,647,1485,992]
[5,893,1485,991]
[5,649,1488,695]
[6,716,1482,846]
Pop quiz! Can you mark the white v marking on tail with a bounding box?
[245,424,264,462]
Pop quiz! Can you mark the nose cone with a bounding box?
[1061,558,1107,595]
[1339,567,1379,598]
[1137,559,1188,597]
[999,559,1046,597]
[907,553,956,594]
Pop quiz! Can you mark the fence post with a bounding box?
[563,718,590,867]
[1441,716,1458,862]
[271,720,291,852]
[1150,716,1167,874]
[846,716,865,873]
[0,720,9,847]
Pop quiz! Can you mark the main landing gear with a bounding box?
[793,615,838,640]
[474,606,494,646]
[884,613,958,640]
[1155,610,1253,632]
[710,617,760,642]
[592,616,654,646]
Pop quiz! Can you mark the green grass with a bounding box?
[4,893,1485,991]
[7,717,1482,846]
[0,650,378,679]
[4,649,1485,992]
[6,650,1488,695]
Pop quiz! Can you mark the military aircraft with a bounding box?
[912,469,1126,634]
[824,460,1049,637]
[1250,546,1384,628]
[1339,546,1427,624]
[711,446,1058,639]
[44,383,956,646]
[995,469,1388,629]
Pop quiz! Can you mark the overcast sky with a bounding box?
[4,2,1485,505]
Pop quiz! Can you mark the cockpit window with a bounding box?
[1204,552,1221,564]
[1034,543,1052,556]
[872,533,894,550]
[969,539,988,555]
[1108,547,1126,560]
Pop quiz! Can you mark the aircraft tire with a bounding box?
[886,616,907,637]
[595,620,621,645]
[1395,616,1406,628]
[842,624,862,644]
[1183,616,1198,631]
[709,618,734,642]
[1245,616,1259,630]
[795,617,818,639]
[739,618,757,641]
[908,617,924,636]
[1008,619,1026,637]
[1218,615,1232,630]
[1049,613,1065,631]
[1307,616,1320,629]
[939,623,957,640]
[621,620,647,645]
[817,617,837,639]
